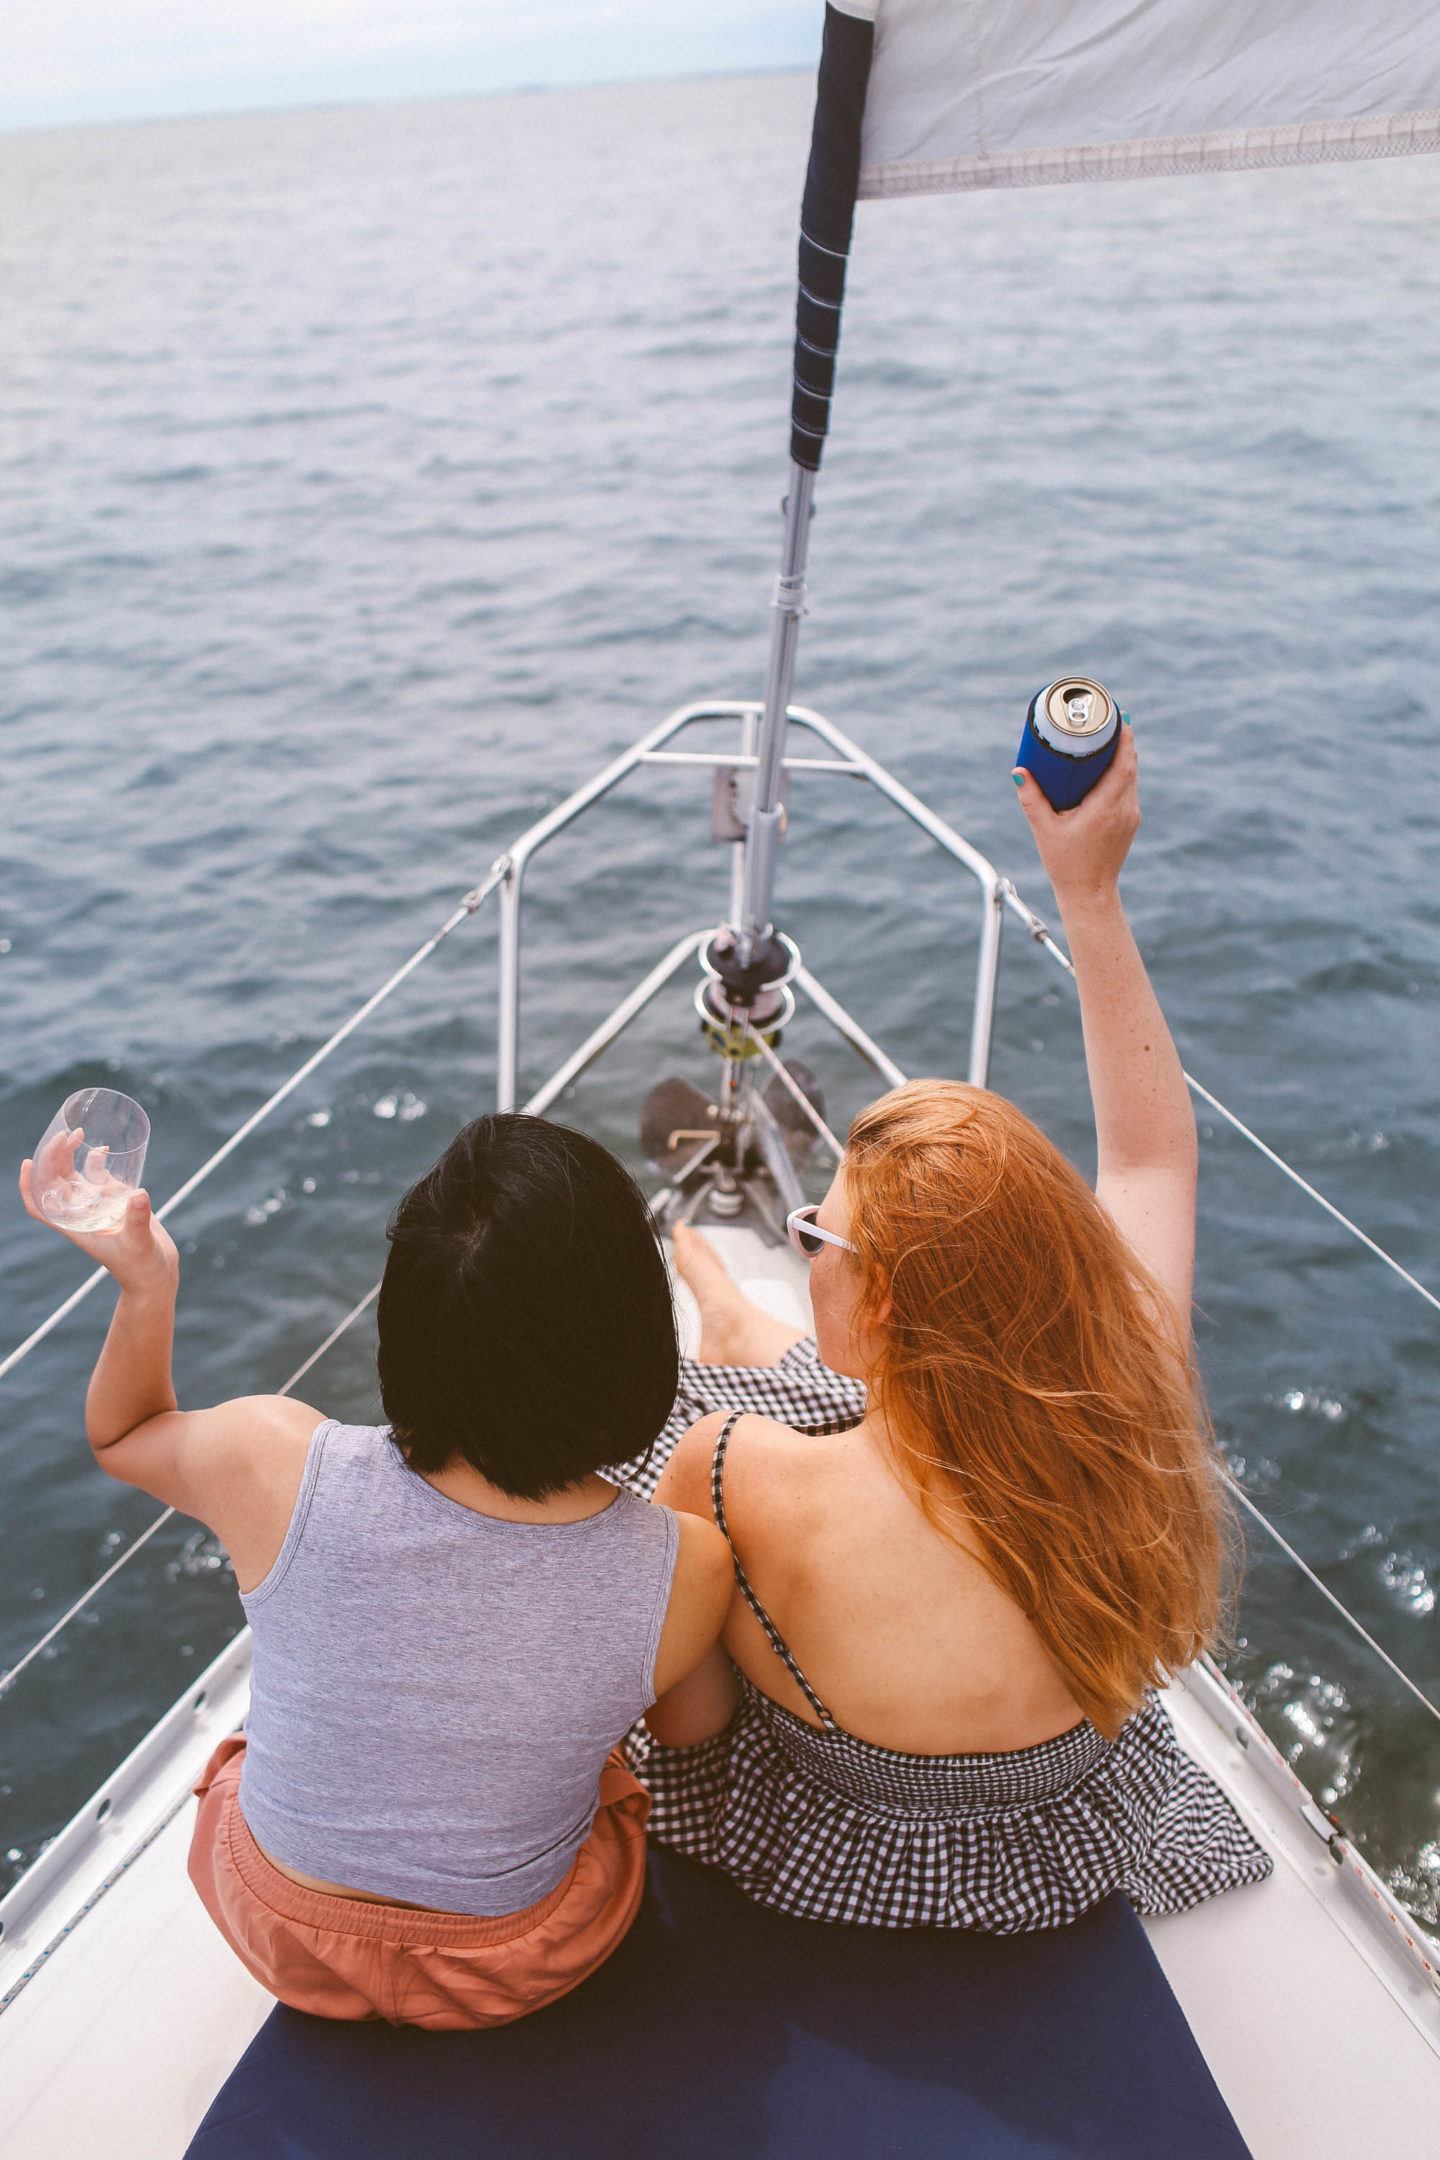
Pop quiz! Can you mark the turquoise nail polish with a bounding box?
[1011,772,1025,787]
[1121,711,1131,727]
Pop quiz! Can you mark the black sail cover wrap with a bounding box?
[790,4,876,471]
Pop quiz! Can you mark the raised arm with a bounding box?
[1012,723,1196,1333]
[17,1162,318,1587]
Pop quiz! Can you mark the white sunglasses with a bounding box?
[786,1204,857,1260]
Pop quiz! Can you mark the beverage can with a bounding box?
[1016,678,1120,811]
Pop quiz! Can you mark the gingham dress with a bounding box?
[615,1360,1273,1932]
[615,1338,868,1502]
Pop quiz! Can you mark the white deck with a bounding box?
[0,1638,267,2160]
[1151,1687,1440,2153]
[1,1801,269,2160]
[2,1227,1437,2159]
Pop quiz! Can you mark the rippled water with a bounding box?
[1,77,1437,1921]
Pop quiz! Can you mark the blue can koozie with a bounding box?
[1016,678,1120,810]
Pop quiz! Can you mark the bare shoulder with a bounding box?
[708,1410,826,1545]
[201,1394,325,1479]
[659,1406,799,1486]
[184,1398,327,1542]
[248,1393,327,1443]
[225,1392,325,1438]
[719,1409,811,1464]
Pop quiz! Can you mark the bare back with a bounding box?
[637,1393,1273,1932]
[716,1411,1085,1754]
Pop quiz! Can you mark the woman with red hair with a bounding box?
[620,723,1271,1929]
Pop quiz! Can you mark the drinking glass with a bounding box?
[30,1088,150,1234]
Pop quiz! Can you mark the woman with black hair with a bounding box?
[19,1114,732,2028]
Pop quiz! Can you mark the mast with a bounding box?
[706,1,875,1034]
[735,461,812,967]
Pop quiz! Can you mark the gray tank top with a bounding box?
[238,1420,679,1915]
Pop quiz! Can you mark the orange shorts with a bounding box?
[188,1735,650,2030]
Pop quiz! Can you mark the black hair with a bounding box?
[376,1114,678,1498]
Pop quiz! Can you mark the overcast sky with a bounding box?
[0,2,819,133]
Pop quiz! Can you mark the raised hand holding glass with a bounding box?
[30,1088,150,1235]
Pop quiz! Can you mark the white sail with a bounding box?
[832,0,1440,198]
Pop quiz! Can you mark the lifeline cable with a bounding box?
[0,869,502,1389]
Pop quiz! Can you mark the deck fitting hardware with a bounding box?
[1299,1800,1346,1860]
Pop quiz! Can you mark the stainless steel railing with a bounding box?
[488,699,1006,1113]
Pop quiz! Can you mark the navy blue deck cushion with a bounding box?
[187,1847,1251,2160]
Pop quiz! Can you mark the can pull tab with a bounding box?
[1016,677,1121,811]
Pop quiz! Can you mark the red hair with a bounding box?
[845,1080,1234,1738]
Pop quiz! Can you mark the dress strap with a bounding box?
[710,1412,840,1733]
